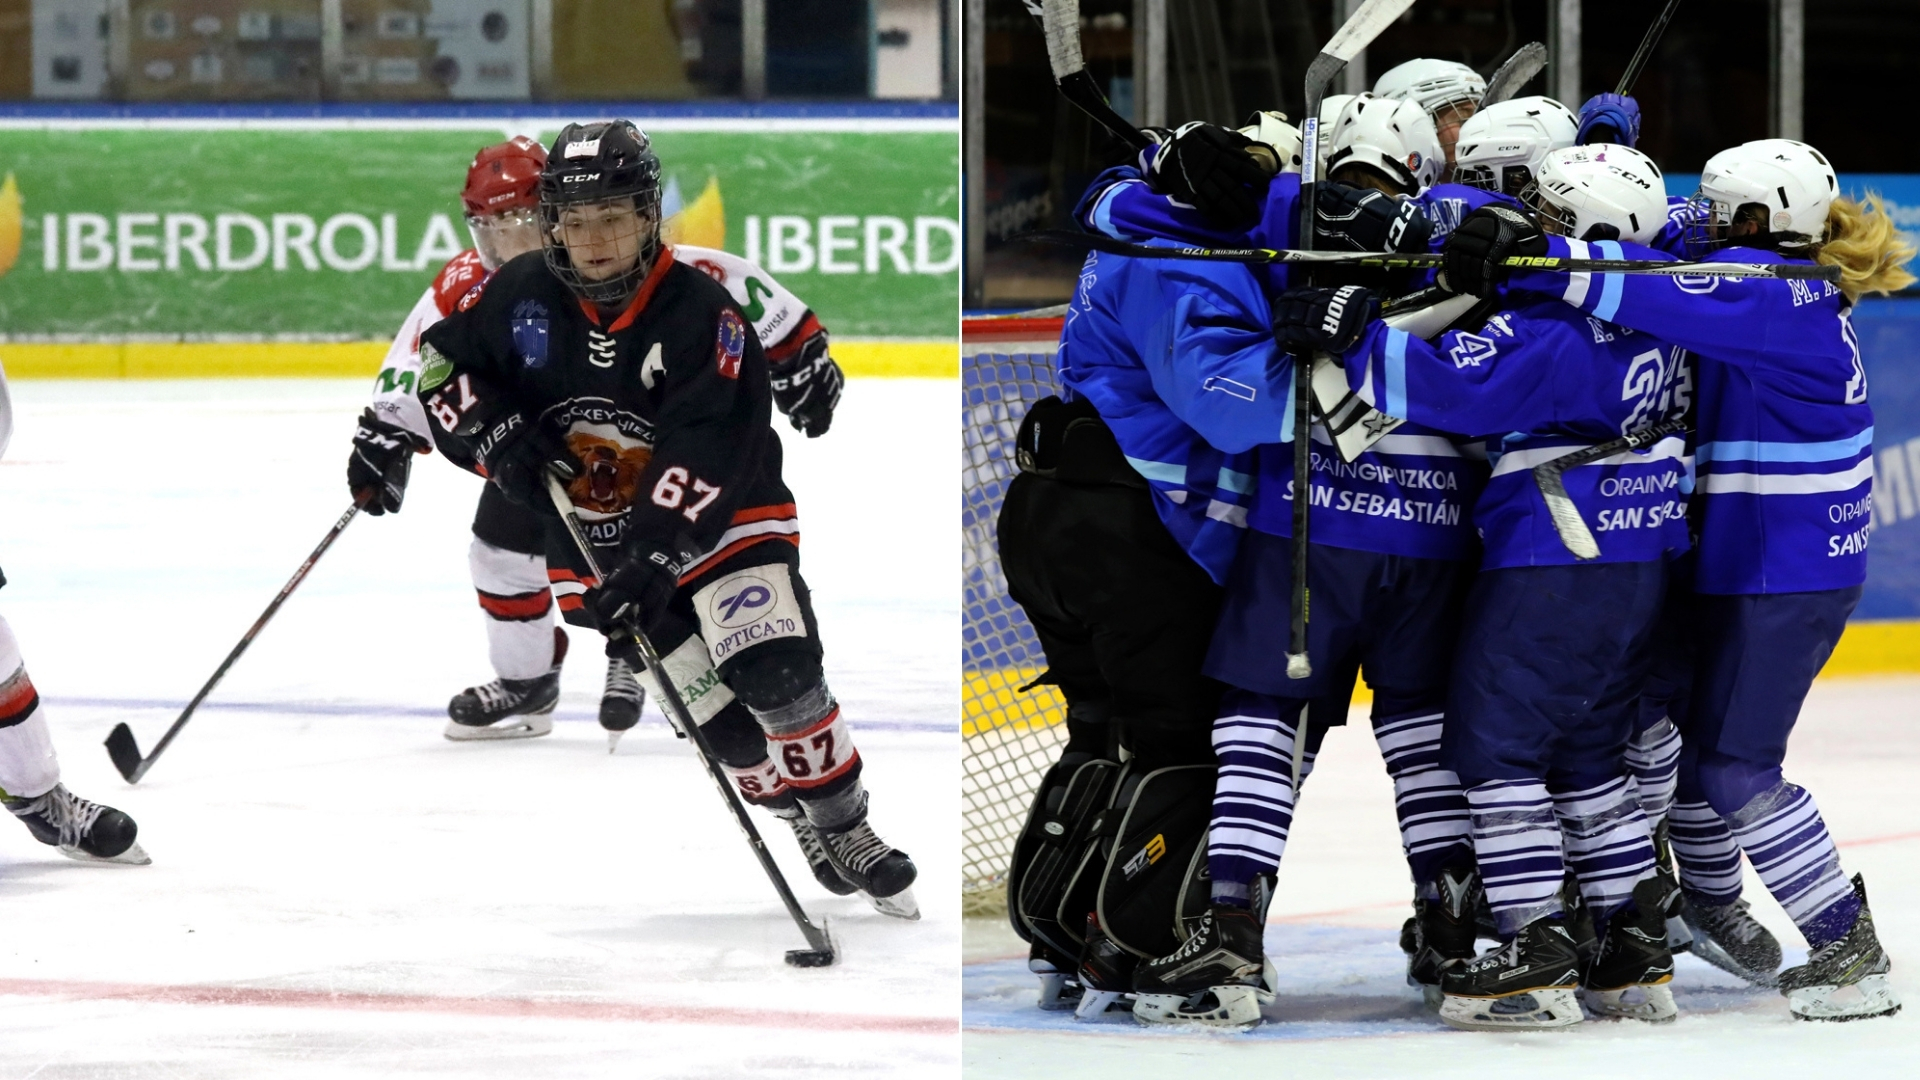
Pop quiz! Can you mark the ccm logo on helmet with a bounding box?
[563,173,602,184]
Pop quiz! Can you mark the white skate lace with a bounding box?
[785,814,833,868]
[603,658,643,701]
[828,822,894,876]
[467,680,521,713]
[10,785,105,850]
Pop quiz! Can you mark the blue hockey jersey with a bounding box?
[1072,167,1484,561]
[1414,183,1516,243]
[1506,237,1872,594]
[1056,245,1284,585]
[1342,301,1691,569]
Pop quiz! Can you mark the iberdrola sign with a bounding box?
[0,126,957,340]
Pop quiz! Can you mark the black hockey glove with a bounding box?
[590,540,689,646]
[347,407,429,516]
[1272,285,1378,355]
[1315,182,1433,253]
[475,413,579,516]
[770,331,844,439]
[1443,205,1548,298]
[1144,121,1280,230]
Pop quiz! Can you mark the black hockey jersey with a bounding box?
[417,247,798,584]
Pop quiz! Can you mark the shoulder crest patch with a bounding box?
[418,342,454,391]
[715,309,746,380]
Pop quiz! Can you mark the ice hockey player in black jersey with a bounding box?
[414,121,915,917]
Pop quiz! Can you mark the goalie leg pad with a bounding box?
[1006,739,1124,961]
[1094,763,1216,962]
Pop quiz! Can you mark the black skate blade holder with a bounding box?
[545,474,837,969]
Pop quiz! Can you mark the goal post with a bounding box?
[961,314,1069,917]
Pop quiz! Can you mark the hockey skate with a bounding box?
[1075,914,1140,1020]
[1777,874,1901,1021]
[1561,872,1600,967]
[1131,905,1270,1029]
[1682,896,1782,987]
[774,806,858,896]
[445,634,565,741]
[820,814,919,920]
[4,784,149,865]
[598,656,646,752]
[1402,867,1483,1008]
[1580,877,1678,1023]
[1438,916,1585,1030]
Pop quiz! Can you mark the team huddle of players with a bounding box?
[0,121,916,925]
[999,57,1914,1030]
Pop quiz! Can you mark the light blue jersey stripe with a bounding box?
[1384,328,1409,418]
[1594,240,1625,322]
[1092,183,1128,239]
[1125,456,1188,486]
[1218,467,1255,494]
[1697,428,1874,465]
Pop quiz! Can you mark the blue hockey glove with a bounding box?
[1577,93,1642,148]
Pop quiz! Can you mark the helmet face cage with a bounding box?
[467,206,544,272]
[1679,190,1730,259]
[541,188,663,307]
[538,121,665,307]
[1521,181,1581,238]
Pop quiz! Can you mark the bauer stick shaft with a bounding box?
[544,474,836,969]
[1288,0,1420,680]
[104,493,370,783]
[1532,416,1692,560]
[1016,229,1845,280]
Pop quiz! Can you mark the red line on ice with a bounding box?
[0,977,956,1036]
[1838,827,1920,849]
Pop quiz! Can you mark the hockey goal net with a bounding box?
[962,315,1069,917]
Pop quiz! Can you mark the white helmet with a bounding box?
[1527,144,1668,244]
[1311,93,1355,164]
[1692,138,1838,250]
[1451,96,1577,196]
[1238,110,1303,173]
[1373,58,1486,116]
[1326,93,1443,193]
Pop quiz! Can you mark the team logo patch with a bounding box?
[715,309,747,380]
[455,282,485,312]
[417,342,454,391]
[511,300,550,368]
[562,421,653,517]
[693,562,807,664]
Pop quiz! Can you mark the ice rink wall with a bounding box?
[0,103,959,378]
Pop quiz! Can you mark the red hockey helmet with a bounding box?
[461,135,547,217]
[462,136,548,270]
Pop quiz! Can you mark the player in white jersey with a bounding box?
[346,137,844,745]
[0,362,150,866]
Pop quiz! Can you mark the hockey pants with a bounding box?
[1446,561,1668,936]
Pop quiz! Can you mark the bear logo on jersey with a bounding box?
[715,309,746,380]
[564,422,654,517]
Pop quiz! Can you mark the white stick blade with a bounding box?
[1323,0,1417,64]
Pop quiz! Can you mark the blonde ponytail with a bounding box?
[1815,192,1917,302]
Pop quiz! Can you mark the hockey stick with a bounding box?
[1015,228,1845,280]
[1289,0,1417,680]
[1021,0,1153,153]
[544,474,837,969]
[1618,0,1684,96]
[105,493,371,783]
[1480,41,1547,105]
[1532,416,1691,559]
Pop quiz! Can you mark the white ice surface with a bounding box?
[0,378,958,1078]
[965,678,1920,1077]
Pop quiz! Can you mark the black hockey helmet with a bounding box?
[539,120,664,307]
